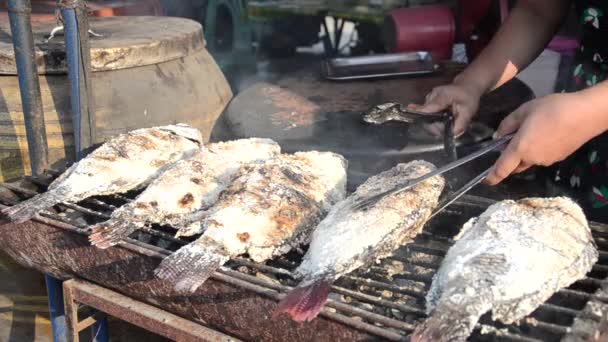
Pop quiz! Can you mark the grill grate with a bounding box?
[2,174,608,341]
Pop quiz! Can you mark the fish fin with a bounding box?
[273,281,332,322]
[411,303,478,342]
[1,191,62,224]
[88,218,139,249]
[154,240,229,293]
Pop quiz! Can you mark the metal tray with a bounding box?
[321,52,438,81]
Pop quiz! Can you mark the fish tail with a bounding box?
[273,280,332,322]
[1,191,62,224]
[88,217,138,249]
[411,303,478,342]
[154,240,229,293]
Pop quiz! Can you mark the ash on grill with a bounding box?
[2,171,608,342]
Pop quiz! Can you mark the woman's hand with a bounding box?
[407,0,570,137]
[408,81,483,137]
[485,92,608,185]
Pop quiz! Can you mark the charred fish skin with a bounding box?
[412,197,598,342]
[2,124,202,224]
[88,138,281,249]
[275,160,445,322]
[155,151,348,293]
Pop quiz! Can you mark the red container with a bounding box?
[382,6,456,61]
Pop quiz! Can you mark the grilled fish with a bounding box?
[154,151,348,293]
[2,124,202,224]
[412,197,598,342]
[88,138,281,249]
[275,160,445,322]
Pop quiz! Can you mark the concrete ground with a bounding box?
[0,251,53,342]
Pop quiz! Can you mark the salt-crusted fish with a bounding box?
[154,151,348,293]
[2,124,202,224]
[275,160,445,322]
[412,197,598,342]
[88,138,281,249]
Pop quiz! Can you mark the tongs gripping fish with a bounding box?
[363,102,451,124]
[363,102,458,162]
[352,133,515,211]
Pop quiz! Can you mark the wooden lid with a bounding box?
[0,16,205,75]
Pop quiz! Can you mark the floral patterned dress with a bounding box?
[554,0,608,222]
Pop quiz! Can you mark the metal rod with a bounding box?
[331,285,426,316]
[45,274,68,342]
[476,324,543,342]
[407,243,448,256]
[430,166,493,219]
[537,303,581,317]
[138,227,185,245]
[352,133,514,210]
[334,18,344,53]
[62,8,82,159]
[61,0,95,160]
[342,275,426,299]
[321,17,334,57]
[75,4,95,151]
[387,256,442,270]
[521,318,570,335]
[231,258,293,277]
[7,0,49,175]
[420,230,453,243]
[443,113,457,161]
[7,6,58,341]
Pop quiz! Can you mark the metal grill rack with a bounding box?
[1,172,607,341]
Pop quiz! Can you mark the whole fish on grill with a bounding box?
[411,197,598,342]
[2,124,202,224]
[88,138,281,249]
[275,160,445,322]
[154,151,348,293]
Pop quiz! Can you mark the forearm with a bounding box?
[573,81,608,136]
[487,80,608,185]
[455,0,570,95]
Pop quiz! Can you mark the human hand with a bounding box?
[485,93,603,185]
[408,81,483,137]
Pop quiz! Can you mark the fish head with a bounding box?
[161,124,203,145]
[363,103,410,124]
[208,138,281,160]
[238,138,282,156]
[293,151,348,204]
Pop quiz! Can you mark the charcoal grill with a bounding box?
[1,172,607,341]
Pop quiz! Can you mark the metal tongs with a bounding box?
[351,133,515,212]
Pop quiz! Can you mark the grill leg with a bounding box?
[63,280,110,342]
[63,280,79,342]
[62,278,234,340]
[45,275,67,342]
[91,315,109,342]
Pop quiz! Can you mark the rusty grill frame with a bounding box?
[1,172,608,342]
